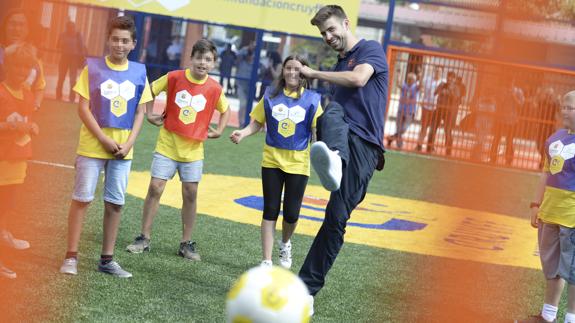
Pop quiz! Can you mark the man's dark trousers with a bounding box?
[299,101,383,296]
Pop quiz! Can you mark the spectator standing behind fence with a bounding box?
[235,43,255,128]
[489,78,524,165]
[219,43,236,96]
[166,36,183,67]
[56,21,86,103]
[456,76,466,108]
[536,86,560,169]
[258,50,282,100]
[416,67,441,152]
[387,72,418,149]
[472,88,497,162]
[429,71,460,155]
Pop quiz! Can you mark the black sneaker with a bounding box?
[178,241,201,261]
[126,234,150,253]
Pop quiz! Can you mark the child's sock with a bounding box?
[542,303,558,322]
[65,251,78,260]
[564,312,575,323]
[280,240,291,247]
[100,255,113,265]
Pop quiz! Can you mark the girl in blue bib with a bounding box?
[230,55,323,269]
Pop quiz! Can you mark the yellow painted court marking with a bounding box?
[127,172,540,270]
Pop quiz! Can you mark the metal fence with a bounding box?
[386,45,575,171]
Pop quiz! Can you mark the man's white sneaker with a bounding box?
[307,294,314,316]
[310,141,342,191]
[278,240,292,269]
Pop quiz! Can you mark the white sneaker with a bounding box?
[59,258,78,275]
[0,261,16,279]
[278,240,292,269]
[310,141,342,191]
[260,260,273,268]
[1,230,30,250]
[307,294,314,317]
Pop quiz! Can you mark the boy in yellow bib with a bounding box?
[517,91,575,323]
[59,16,153,278]
[126,39,230,261]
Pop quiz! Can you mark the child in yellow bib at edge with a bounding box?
[0,43,39,279]
[230,55,323,269]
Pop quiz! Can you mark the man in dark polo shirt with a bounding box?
[297,5,387,315]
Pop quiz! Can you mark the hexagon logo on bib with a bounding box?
[548,141,575,174]
[278,119,296,138]
[101,79,136,117]
[550,156,565,175]
[101,79,119,100]
[110,96,127,117]
[179,107,197,125]
[271,104,307,138]
[175,90,193,108]
[272,104,289,122]
[190,94,207,112]
[288,105,306,124]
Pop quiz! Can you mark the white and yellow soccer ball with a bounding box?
[226,266,311,323]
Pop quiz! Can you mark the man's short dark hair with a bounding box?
[107,15,136,41]
[311,5,347,26]
[191,38,217,59]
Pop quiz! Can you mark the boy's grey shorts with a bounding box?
[538,222,575,284]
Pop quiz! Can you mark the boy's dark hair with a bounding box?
[191,38,217,59]
[310,5,347,26]
[107,15,136,41]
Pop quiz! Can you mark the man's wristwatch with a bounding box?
[530,202,541,209]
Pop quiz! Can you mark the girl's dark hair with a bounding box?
[270,55,310,99]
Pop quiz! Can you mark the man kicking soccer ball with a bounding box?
[297,4,387,315]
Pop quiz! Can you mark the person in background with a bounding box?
[219,43,236,96]
[56,20,86,103]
